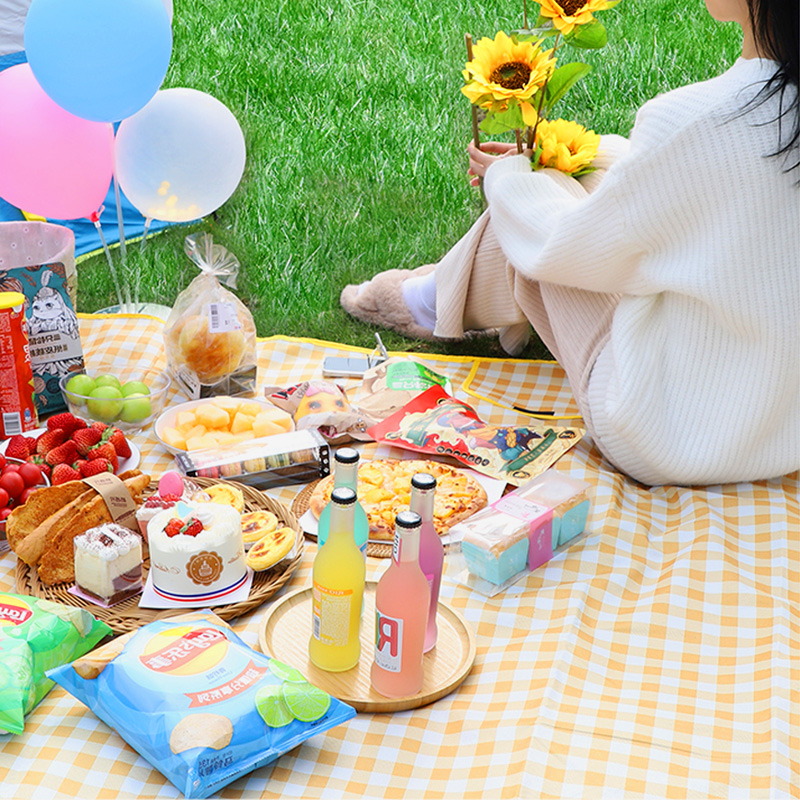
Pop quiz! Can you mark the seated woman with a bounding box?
[341,0,798,488]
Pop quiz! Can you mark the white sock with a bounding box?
[401,271,437,331]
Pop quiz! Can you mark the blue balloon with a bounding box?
[24,0,172,123]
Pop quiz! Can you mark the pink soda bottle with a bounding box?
[410,473,443,652]
[371,511,430,698]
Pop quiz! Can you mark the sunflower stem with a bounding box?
[515,129,524,153]
[528,33,561,153]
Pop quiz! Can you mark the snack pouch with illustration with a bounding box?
[0,592,111,734]
[164,234,257,399]
[353,356,453,421]
[266,380,375,443]
[367,385,584,486]
[48,611,356,799]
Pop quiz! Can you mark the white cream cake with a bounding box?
[73,523,143,605]
[147,502,246,602]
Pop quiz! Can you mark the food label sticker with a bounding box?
[384,361,452,394]
[374,609,403,673]
[312,582,353,647]
[82,473,138,530]
[207,302,241,333]
[492,493,551,523]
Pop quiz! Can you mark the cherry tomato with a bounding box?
[18,462,43,488]
[0,507,12,521]
[0,454,5,471]
[0,487,8,508]
[0,471,25,499]
[1,462,19,476]
[19,486,40,504]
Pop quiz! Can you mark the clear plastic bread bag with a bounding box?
[164,234,257,398]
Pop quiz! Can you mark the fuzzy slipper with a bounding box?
[340,265,436,341]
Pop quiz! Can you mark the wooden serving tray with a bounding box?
[257,581,476,713]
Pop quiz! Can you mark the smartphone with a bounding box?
[322,356,372,378]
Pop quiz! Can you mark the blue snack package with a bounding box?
[47,610,356,798]
[0,592,112,734]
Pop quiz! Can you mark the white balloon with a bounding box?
[114,88,246,222]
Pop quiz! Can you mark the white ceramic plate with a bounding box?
[154,396,277,455]
[0,427,141,474]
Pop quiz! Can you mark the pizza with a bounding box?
[309,458,488,541]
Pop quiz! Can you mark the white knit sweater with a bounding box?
[484,58,799,486]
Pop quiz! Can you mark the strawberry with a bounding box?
[51,463,80,485]
[26,453,45,465]
[44,439,78,466]
[182,519,204,537]
[46,412,87,436]
[38,463,51,480]
[90,421,109,434]
[88,443,118,473]
[36,428,66,455]
[79,458,113,477]
[73,427,102,456]
[5,435,31,460]
[105,428,132,460]
[164,519,183,538]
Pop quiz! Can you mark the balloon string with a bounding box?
[91,213,124,308]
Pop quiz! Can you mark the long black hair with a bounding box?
[747,0,799,171]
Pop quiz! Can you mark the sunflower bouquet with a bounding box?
[462,0,621,178]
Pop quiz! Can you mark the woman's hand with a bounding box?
[468,140,521,186]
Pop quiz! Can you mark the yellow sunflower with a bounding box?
[535,118,600,174]
[537,0,612,35]
[461,31,556,126]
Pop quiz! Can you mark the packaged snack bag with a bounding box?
[266,380,374,443]
[367,385,584,486]
[0,222,84,415]
[164,234,257,399]
[353,356,453,421]
[48,610,357,799]
[0,592,112,734]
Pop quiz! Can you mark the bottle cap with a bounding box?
[331,486,357,506]
[395,510,422,529]
[411,472,436,491]
[335,447,359,464]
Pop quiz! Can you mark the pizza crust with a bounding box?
[309,458,488,541]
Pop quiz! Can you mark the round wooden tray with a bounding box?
[292,481,393,558]
[257,581,476,713]
[15,477,304,635]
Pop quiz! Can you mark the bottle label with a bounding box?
[312,581,353,647]
[374,609,403,672]
[392,535,401,563]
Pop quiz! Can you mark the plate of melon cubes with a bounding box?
[154,396,294,454]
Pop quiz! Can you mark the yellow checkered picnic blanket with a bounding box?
[1,314,797,798]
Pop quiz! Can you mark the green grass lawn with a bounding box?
[78,0,742,359]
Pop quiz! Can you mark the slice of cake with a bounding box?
[147,502,246,603]
[73,523,143,605]
[135,475,208,542]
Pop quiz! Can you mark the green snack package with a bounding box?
[0,592,112,734]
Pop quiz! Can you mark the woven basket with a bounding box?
[15,477,303,634]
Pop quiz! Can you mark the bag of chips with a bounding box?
[48,610,356,799]
[367,385,584,486]
[0,592,112,734]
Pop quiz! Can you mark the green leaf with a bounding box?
[480,104,525,134]
[565,20,607,50]
[604,0,623,8]
[543,62,592,111]
[513,27,559,41]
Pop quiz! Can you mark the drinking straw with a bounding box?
[89,208,124,308]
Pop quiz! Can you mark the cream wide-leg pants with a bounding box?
[432,134,630,422]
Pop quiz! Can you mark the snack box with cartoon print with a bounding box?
[48,610,356,798]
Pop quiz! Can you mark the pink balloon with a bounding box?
[0,64,113,219]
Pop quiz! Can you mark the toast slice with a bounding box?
[38,473,150,585]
